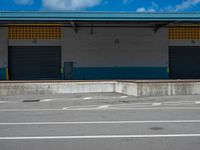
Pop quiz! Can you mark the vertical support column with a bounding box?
[163,27,169,79]
[0,28,8,80]
[61,27,64,80]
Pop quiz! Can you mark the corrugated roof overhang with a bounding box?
[0,12,200,22]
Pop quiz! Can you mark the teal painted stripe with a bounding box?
[73,67,169,80]
[0,68,6,80]
[1,12,200,21]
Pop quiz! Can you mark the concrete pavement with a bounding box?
[0,93,200,150]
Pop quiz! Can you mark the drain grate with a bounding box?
[22,100,40,103]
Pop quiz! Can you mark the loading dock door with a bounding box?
[8,46,61,80]
[169,46,200,79]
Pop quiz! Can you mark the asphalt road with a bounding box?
[0,93,200,150]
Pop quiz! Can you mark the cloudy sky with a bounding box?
[1,0,200,12]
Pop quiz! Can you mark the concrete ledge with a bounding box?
[115,82,138,96]
[1,80,200,97]
[117,80,200,97]
[0,81,115,96]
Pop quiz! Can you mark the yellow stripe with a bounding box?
[169,26,200,40]
[6,67,9,80]
[8,24,61,40]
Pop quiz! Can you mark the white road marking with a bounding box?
[0,120,200,125]
[0,107,200,112]
[120,96,128,98]
[0,101,7,103]
[40,99,52,102]
[63,105,99,110]
[83,97,92,100]
[195,101,200,104]
[98,105,110,109]
[1,134,200,140]
[152,103,162,106]
[0,109,62,112]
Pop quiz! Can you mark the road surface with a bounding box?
[0,93,200,150]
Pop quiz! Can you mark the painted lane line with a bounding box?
[1,120,200,125]
[83,97,92,100]
[0,101,17,104]
[1,107,200,112]
[152,103,162,106]
[98,105,110,109]
[1,134,200,140]
[63,105,99,110]
[195,101,200,104]
[120,96,128,98]
[40,99,52,102]
[0,109,62,112]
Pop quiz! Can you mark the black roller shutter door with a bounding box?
[169,46,200,79]
[9,46,61,80]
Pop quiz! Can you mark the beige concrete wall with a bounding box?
[61,27,168,67]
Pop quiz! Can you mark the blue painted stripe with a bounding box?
[73,67,169,80]
[0,68,6,80]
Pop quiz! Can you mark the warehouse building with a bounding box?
[0,12,200,80]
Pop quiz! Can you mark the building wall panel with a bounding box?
[62,27,168,79]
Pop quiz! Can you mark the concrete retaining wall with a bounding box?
[0,81,115,96]
[115,82,138,96]
[136,82,200,97]
[1,80,200,97]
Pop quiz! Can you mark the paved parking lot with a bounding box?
[0,93,200,150]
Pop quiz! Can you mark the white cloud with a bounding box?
[14,0,34,5]
[136,2,158,12]
[136,0,200,12]
[42,0,102,11]
[174,0,200,11]
[162,0,200,12]
[12,0,134,11]
[136,7,155,12]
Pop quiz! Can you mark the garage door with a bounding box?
[169,46,200,79]
[8,46,61,80]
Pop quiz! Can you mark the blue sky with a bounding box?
[1,0,200,12]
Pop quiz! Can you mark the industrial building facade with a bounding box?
[0,12,200,80]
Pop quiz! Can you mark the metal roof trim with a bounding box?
[0,12,200,21]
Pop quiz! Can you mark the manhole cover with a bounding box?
[22,100,40,103]
[150,127,163,130]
